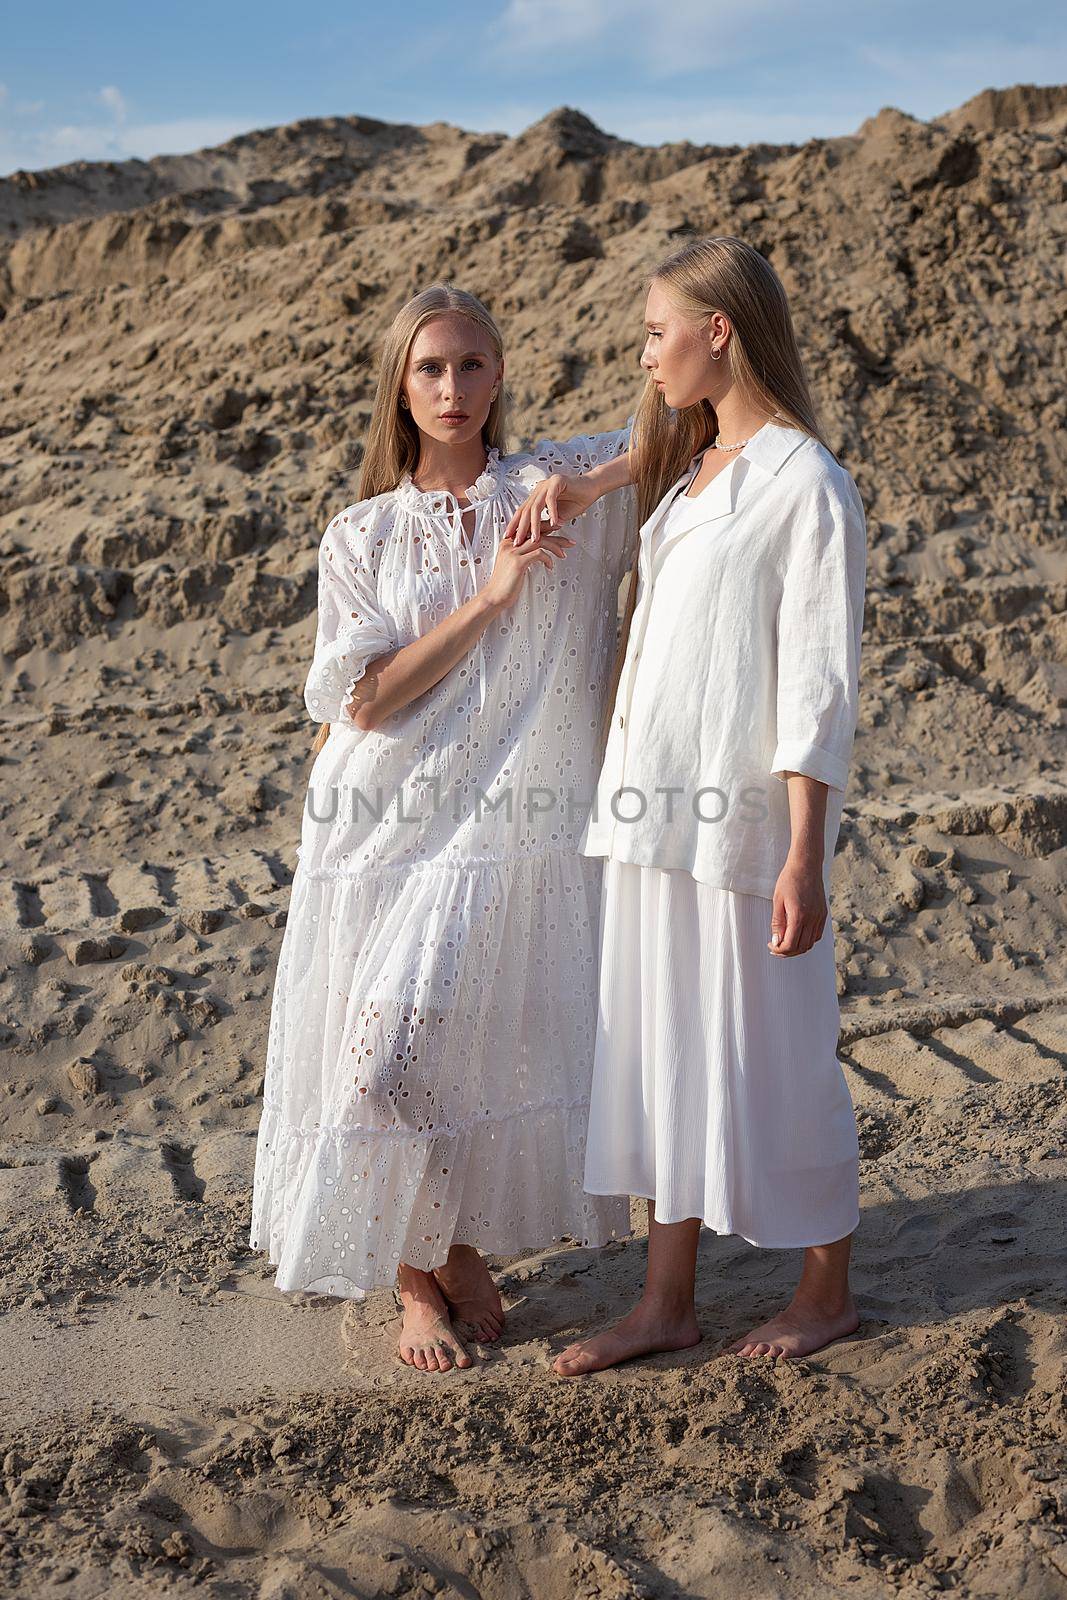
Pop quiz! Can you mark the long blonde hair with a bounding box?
[310,284,510,755]
[602,236,835,750]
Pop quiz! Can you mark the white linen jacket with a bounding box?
[579,420,867,900]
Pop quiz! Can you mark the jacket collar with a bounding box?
[729,418,810,477]
[638,421,810,574]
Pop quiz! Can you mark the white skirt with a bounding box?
[583,859,860,1249]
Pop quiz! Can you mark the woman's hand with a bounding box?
[504,473,596,548]
[483,530,575,612]
[768,858,827,956]
[339,531,576,731]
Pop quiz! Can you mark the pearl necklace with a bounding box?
[714,413,779,452]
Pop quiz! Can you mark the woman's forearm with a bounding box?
[505,450,633,547]
[346,591,503,731]
[782,772,829,872]
[582,450,633,499]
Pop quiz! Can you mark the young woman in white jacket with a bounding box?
[507,235,868,1375]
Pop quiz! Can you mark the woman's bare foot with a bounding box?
[432,1242,505,1343]
[724,1291,859,1360]
[394,1264,475,1372]
[553,1298,702,1377]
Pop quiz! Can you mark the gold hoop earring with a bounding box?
[710,347,723,361]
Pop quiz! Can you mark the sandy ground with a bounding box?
[0,83,1065,1597]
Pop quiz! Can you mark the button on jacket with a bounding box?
[579,421,868,900]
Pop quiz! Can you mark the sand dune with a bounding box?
[0,86,1065,1596]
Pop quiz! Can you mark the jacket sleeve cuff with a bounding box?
[769,741,849,792]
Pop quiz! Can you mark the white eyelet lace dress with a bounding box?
[248,428,637,1297]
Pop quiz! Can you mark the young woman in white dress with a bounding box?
[507,236,868,1374]
[248,284,638,1374]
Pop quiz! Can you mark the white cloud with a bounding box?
[97,85,128,122]
[425,88,870,147]
[488,0,803,74]
[490,0,613,49]
[0,115,255,177]
[856,36,1067,102]
[0,84,46,115]
[484,1,1067,107]
[586,100,861,146]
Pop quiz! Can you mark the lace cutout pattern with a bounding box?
[249,426,638,1295]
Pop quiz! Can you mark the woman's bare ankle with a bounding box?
[636,1291,698,1325]
[396,1263,448,1308]
[791,1283,855,1320]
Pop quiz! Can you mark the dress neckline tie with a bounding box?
[447,504,488,715]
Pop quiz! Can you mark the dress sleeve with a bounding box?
[303,508,399,725]
[527,417,638,590]
[770,474,867,792]
[527,417,633,477]
[603,477,640,595]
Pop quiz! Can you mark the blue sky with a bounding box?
[1,0,1065,177]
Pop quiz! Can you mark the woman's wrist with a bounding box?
[580,452,632,502]
[469,590,506,623]
[785,843,825,877]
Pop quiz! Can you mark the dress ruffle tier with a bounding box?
[249,846,630,1294]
